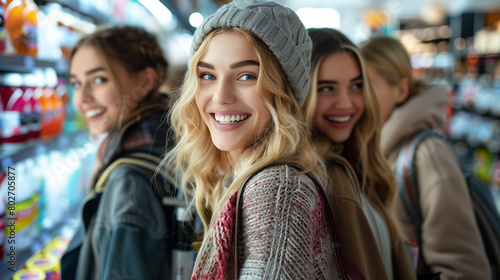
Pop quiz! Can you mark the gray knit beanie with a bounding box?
[190,0,311,105]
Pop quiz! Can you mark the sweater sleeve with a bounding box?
[238,165,339,279]
[415,139,490,280]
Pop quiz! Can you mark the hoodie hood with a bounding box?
[380,84,449,157]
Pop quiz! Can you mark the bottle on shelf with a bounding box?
[12,267,45,280]
[171,206,195,280]
[1,160,37,251]
[0,0,6,53]
[43,68,63,138]
[0,172,6,264]
[22,72,41,141]
[33,68,52,140]
[25,254,60,280]
[0,72,30,145]
[4,0,38,56]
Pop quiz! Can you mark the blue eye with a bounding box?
[318,86,334,96]
[318,86,333,92]
[94,77,107,84]
[239,74,256,81]
[71,81,81,89]
[200,73,216,80]
[350,82,363,93]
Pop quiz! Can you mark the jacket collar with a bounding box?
[98,95,170,167]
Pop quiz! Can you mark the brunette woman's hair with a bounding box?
[69,25,169,126]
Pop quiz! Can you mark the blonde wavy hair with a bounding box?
[303,28,399,240]
[359,35,429,105]
[164,28,326,230]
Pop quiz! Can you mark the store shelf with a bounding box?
[453,106,500,120]
[0,204,79,280]
[0,54,68,75]
[0,130,89,172]
[44,0,113,25]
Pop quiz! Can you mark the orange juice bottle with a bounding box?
[33,68,52,139]
[23,0,37,56]
[5,0,38,56]
[53,82,66,136]
[44,68,58,138]
[0,0,7,53]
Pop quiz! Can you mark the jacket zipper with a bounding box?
[91,227,100,279]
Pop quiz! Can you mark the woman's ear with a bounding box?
[396,77,410,103]
[140,67,158,98]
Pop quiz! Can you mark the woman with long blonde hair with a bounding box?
[164,1,344,279]
[360,35,490,280]
[303,28,416,280]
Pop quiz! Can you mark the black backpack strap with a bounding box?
[396,130,448,235]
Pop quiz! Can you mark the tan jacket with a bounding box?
[328,157,416,280]
[381,85,491,279]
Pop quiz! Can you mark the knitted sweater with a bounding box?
[192,164,342,280]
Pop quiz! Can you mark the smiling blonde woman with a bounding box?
[163,1,348,279]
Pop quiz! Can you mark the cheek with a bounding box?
[355,95,366,112]
[72,92,83,113]
[194,93,207,121]
[314,97,330,117]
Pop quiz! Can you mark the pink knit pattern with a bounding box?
[192,165,342,280]
[192,192,237,280]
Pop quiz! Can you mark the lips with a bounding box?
[326,115,351,123]
[85,108,106,119]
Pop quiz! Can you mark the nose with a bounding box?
[213,78,236,105]
[80,82,94,103]
[333,89,352,109]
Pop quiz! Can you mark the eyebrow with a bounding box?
[68,67,106,79]
[197,60,260,70]
[230,60,259,69]
[318,75,362,84]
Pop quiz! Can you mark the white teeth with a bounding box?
[215,114,248,124]
[86,108,106,118]
[327,116,351,123]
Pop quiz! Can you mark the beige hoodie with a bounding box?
[381,85,491,280]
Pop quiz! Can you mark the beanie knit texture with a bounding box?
[190,0,312,105]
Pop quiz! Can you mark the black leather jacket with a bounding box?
[61,99,177,280]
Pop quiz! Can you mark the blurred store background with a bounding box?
[0,0,500,279]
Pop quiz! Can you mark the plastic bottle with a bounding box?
[0,92,4,145]
[12,267,46,280]
[25,158,41,238]
[171,207,195,280]
[0,171,7,263]
[23,72,41,140]
[43,68,58,139]
[6,161,35,250]
[53,81,65,136]
[33,68,52,140]
[26,254,60,280]
[36,3,62,60]
[0,0,6,53]
[4,0,38,56]
[0,72,30,145]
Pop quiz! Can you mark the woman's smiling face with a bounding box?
[70,45,143,136]
[195,30,272,163]
[313,51,366,144]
